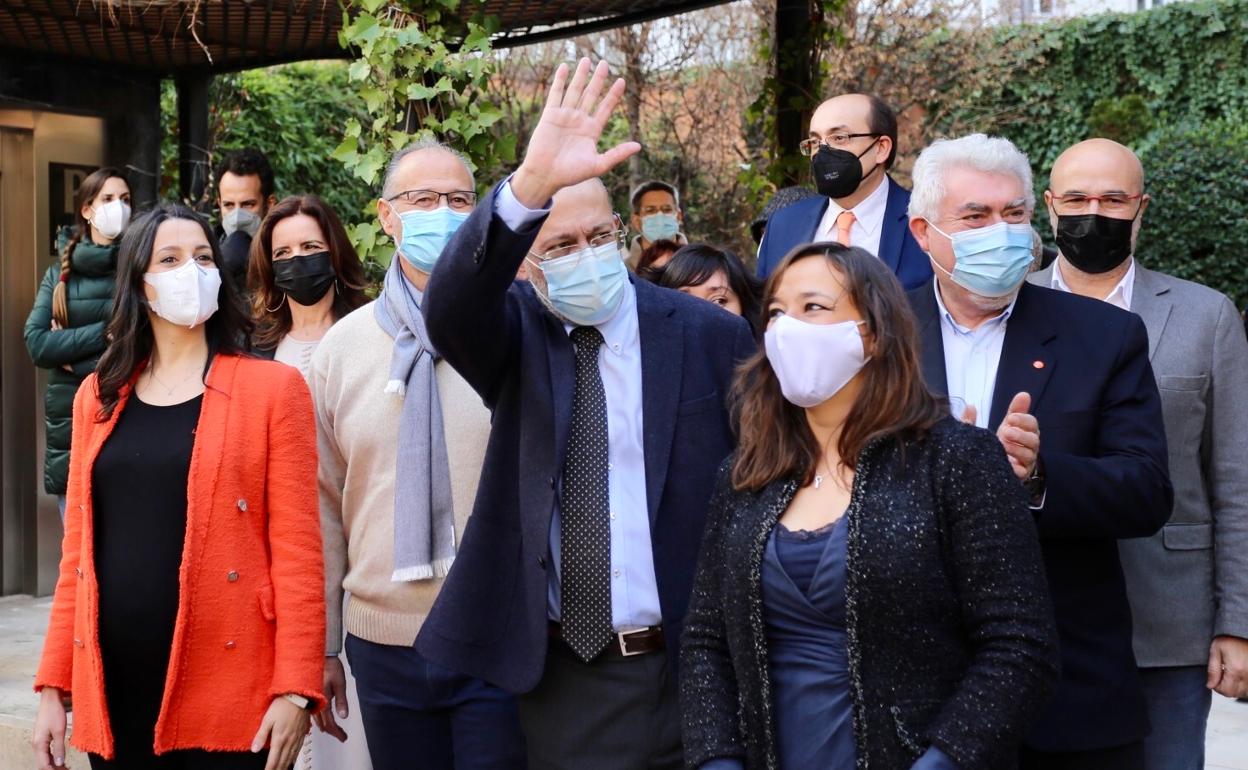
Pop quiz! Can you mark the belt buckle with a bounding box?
[617,629,645,657]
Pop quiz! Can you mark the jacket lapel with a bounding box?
[911,281,949,397]
[989,283,1057,429]
[1130,265,1172,361]
[183,356,234,563]
[636,280,683,525]
[544,309,575,471]
[877,177,906,275]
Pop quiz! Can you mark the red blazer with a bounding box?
[35,354,326,759]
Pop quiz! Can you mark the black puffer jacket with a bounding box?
[24,238,116,494]
[681,418,1060,770]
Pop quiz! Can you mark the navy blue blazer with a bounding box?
[417,185,757,694]
[908,280,1173,753]
[757,176,933,290]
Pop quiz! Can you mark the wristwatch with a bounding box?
[1023,456,1046,503]
[282,693,311,710]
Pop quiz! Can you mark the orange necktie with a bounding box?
[835,210,856,246]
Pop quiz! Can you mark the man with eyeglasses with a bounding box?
[904,133,1172,770]
[1031,138,1248,770]
[307,137,526,770]
[626,180,687,269]
[756,93,931,290]
[416,59,755,769]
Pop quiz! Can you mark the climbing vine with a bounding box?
[334,0,512,265]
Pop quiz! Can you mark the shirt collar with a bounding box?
[563,278,639,358]
[1051,257,1135,311]
[932,279,1016,336]
[826,174,890,236]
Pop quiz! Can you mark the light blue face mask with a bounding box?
[395,205,470,273]
[641,212,680,243]
[927,220,1034,297]
[530,241,629,326]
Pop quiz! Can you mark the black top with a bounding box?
[94,394,202,666]
[680,418,1061,770]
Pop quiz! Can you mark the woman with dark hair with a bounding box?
[32,203,326,770]
[681,243,1059,770]
[635,237,681,276]
[248,195,369,377]
[24,167,130,517]
[655,244,763,330]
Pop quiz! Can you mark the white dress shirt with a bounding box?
[813,173,891,258]
[933,281,1017,429]
[496,180,662,631]
[1050,256,1136,311]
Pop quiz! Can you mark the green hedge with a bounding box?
[932,0,1248,306]
[1134,120,1248,307]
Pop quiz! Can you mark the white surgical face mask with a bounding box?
[764,315,869,408]
[144,258,222,328]
[90,199,131,240]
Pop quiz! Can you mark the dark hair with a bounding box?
[865,94,899,170]
[54,167,127,326]
[630,180,680,212]
[94,202,253,421]
[249,195,370,351]
[636,238,681,276]
[214,147,275,201]
[730,242,943,492]
[655,244,763,333]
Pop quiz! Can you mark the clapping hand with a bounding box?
[998,392,1040,481]
[510,58,642,208]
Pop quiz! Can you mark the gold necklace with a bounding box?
[145,364,198,396]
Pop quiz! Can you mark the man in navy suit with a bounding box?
[905,134,1173,769]
[756,93,932,289]
[418,59,755,769]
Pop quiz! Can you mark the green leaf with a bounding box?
[348,59,371,82]
[330,136,358,163]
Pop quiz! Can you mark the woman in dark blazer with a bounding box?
[680,243,1059,770]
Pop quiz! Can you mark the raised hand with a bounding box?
[510,58,642,208]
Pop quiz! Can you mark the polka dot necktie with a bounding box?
[561,325,613,662]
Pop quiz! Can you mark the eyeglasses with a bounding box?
[1049,192,1143,216]
[387,189,477,211]
[798,132,879,157]
[529,229,626,264]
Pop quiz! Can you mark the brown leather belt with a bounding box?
[548,621,665,658]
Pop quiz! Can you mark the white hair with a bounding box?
[381,137,475,199]
[907,133,1034,223]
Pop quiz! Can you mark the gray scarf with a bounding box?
[373,258,455,581]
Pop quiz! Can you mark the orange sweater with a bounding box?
[35,354,326,759]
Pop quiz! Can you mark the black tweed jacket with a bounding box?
[680,417,1060,770]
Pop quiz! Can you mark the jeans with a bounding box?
[1138,666,1211,770]
[345,633,526,770]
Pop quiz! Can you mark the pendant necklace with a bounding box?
[146,364,198,396]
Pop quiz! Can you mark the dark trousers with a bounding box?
[90,751,265,770]
[1020,741,1145,770]
[1138,666,1211,770]
[517,638,682,770]
[345,633,526,770]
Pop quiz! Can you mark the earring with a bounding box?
[265,294,287,313]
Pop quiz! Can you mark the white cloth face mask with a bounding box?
[764,315,869,408]
[144,258,222,328]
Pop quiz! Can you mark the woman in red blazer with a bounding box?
[32,203,326,770]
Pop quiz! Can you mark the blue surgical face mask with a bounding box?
[641,212,680,243]
[529,241,629,326]
[926,220,1034,298]
[394,205,470,273]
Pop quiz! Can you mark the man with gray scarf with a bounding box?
[307,140,526,770]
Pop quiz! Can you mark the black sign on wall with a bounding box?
[48,162,97,258]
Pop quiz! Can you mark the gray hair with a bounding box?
[381,137,475,199]
[907,133,1034,223]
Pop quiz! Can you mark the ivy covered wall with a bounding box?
[933,0,1248,305]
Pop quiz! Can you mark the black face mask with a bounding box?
[810,139,881,200]
[272,251,336,307]
[1054,212,1137,274]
